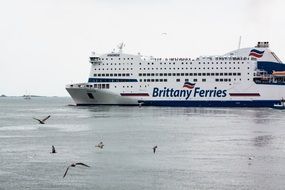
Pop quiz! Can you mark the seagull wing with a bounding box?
[42,115,51,122]
[75,163,90,167]
[63,166,71,178]
[33,118,41,122]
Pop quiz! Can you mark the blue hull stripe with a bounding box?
[76,100,280,107]
[138,100,280,107]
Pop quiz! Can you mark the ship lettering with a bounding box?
[153,87,227,99]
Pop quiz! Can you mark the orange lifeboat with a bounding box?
[272,71,285,76]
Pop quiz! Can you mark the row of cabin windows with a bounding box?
[176,78,207,82]
[139,72,241,77]
[95,68,133,71]
[90,84,110,89]
[138,78,241,83]
[96,57,250,62]
[185,78,241,82]
[98,63,133,66]
[89,78,137,83]
[215,78,232,82]
[96,61,247,67]
[122,86,133,88]
[99,57,134,61]
[140,62,245,65]
[96,57,245,62]
[94,73,130,77]
[151,57,250,61]
[178,78,237,82]
[139,67,241,70]
[139,79,168,82]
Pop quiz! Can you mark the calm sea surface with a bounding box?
[1,97,285,189]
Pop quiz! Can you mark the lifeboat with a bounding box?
[272,71,285,76]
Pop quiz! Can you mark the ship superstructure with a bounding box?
[66,42,285,107]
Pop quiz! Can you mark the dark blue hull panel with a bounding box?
[76,100,281,107]
[139,100,279,107]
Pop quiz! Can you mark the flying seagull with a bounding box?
[95,142,104,149]
[33,115,51,124]
[51,145,56,154]
[153,145,158,154]
[63,162,90,178]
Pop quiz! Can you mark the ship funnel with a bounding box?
[256,42,269,48]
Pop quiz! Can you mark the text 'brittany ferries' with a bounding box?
[152,82,227,100]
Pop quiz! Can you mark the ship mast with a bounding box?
[118,42,125,53]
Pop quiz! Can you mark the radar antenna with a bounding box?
[118,42,125,53]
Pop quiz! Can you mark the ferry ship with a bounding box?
[66,42,285,107]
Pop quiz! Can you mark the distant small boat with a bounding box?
[23,90,31,100]
[273,99,285,109]
[24,95,31,100]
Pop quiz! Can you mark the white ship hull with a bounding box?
[66,82,284,107]
[66,86,139,105]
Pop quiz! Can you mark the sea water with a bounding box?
[1,97,285,189]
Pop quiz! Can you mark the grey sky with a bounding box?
[0,0,284,96]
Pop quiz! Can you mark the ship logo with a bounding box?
[249,49,265,58]
[183,82,196,89]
